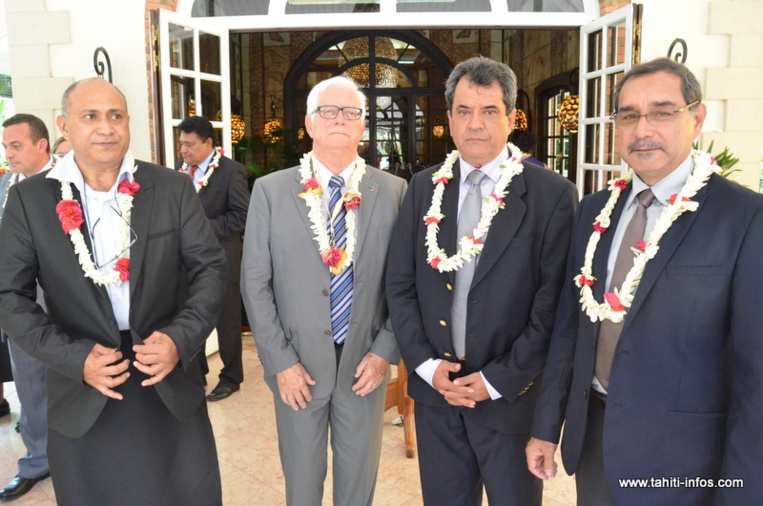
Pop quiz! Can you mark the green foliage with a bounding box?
[693,140,741,179]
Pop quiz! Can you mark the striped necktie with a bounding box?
[328,176,353,345]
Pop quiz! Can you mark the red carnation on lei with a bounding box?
[603,292,625,312]
[55,200,84,234]
[489,193,505,206]
[343,192,361,210]
[321,246,347,275]
[114,257,130,282]
[593,222,607,233]
[303,178,320,192]
[667,193,691,205]
[117,179,140,197]
[425,216,441,226]
[578,275,595,287]
[614,179,628,191]
[635,240,647,252]
[429,257,442,269]
[434,176,449,185]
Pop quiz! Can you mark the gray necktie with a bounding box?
[596,189,655,390]
[451,170,486,360]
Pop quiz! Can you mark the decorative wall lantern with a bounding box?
[558,95,580,133]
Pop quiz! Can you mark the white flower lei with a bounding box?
[424,143,525,272]
[60,164,138,287]
[297,152,366,272]
[575,149,720,323]
[179,147,222,193]
[2,172,18,210]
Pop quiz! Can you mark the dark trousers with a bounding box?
[200,282,243,386]
[576,391,618,506]
[415,403,542,506]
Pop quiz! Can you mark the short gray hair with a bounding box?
[445,56,517,116]
[613,57,702,113]
[306,76,367,118]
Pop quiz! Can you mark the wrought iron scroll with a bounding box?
[668,39,688,64]
[93,47,112,83]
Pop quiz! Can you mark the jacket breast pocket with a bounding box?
[147,227,175,240]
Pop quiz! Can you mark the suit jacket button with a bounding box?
[322,289,329,296]
[444,352,452,357]
[439,320,447,326]
[324,330,332,336]
[446,283,452,291]
[583,389,588,398]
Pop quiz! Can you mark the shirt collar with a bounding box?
[195,149,216,173]
[459,145,508,186]
[17,155,56,182]
[47,150,136,195]
[628,154,694,208]
[312,154,357,190]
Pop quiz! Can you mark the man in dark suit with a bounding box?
[0,78,227,505]
[527,58,763,505]
[176,115,250,402]
[385,56,577,505]
[0,113,55,501]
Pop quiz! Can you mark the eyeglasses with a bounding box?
[610,100,700,128]
[314,105,364,121]
[90,205,138,269]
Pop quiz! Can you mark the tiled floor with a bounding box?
[0,340,577,505]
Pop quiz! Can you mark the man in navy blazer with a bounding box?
[176,115,250,402]
[527,58,763,505]
[386,56,577,505]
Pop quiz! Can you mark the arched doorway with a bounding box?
[284,31,453,179]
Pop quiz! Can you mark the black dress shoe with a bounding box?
[14,422,19,433]
[0,473,50,501]
[206,383,240,402]
[0,400,9,419]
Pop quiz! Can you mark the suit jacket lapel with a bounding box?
[440,161,461,286]
[470,171,527,289]
[128,164,154,294]
[592,187,630,301]
[622,184,708,328]
[290,168,319,244]
[353,166,378,261]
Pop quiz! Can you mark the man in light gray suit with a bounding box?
[241,76,406,505]
[0,114,54,501]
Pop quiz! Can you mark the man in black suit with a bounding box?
[386,56,577,505]
[0,78,227,505]
[176,116,250,402]
[526,58,763,505]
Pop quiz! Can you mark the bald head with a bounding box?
[61,78,128,119]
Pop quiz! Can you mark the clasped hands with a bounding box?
[276,352,390,411]
[83,331,180,400]
[432,360,490,408]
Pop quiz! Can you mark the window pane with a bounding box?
[171,76,195,120]
[169,23,194,71]
[199,32,221,75]
[607,21,626,67]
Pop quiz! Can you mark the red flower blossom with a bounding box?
[635,240,647,252]
[434,177,449,185]
[114,257,130,282]
[343,193,361,210]
[614,179,628,191]
[55,200,84,234]
[593,222,607,233]
[430,257,442,269]
[467,235,483,246]
[117,179,140,197]
[603,292,625,312]
[303,178,320,192]
[578,275,595,287]
[321,246,347,275]
[425,216,441,226]
[489,193,504,206]
[667,193,691,204]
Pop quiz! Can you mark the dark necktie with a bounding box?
[596,188,655,390]
[328,176,353,345]
[451,169,486,359]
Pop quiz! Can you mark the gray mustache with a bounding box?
[628,141,664,152]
